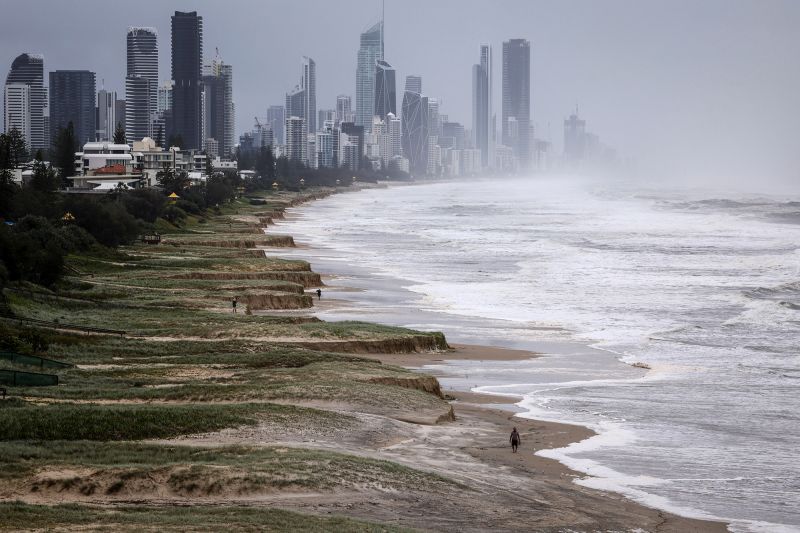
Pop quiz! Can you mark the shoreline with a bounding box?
[278,185,731,532]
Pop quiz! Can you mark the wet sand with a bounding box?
[361,343,539,367]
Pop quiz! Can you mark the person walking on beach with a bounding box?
[232,296,238,314]
[316,288,322,300]
[510,427,521,453]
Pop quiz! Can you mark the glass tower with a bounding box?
[5,53,46,151]
[171,11,203,150]
[355,20,383,131]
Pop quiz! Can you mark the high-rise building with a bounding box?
[378,111,401,167]
[114,99,126,132]
[316,130,334,168]
[302,57,316,134]
[284,57,316,134]
[285,86,305,124]
[502,38,530,167]
[404,75,422,94]
[356,19,383,130]
[336,95,353,124]
[472,44,493,168]
[374,60,396,120]
[442,121,466,150]
[340,121,364,168]
[5,53,46,151]
[318,109,335,129]
[285,115,307,164]
[125,27,158,142]
[401,90,429,176]
[563,111,587,163]
[170,11,203,150]
[49,70,96,147]
[96,89,117,142]
[427,98,441,137]
[202,54,235,157]
[125,77,152,143]
[267,105,284,145]
[4,84,30,146]
[157,81,173,114]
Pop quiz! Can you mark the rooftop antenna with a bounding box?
[381,0,385,59]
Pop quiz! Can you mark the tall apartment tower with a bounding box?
[401,89,429,176]
[502,39,531,168]
[49,70,96,147]
[285,57,316,135]
[171,11,203,150]
[267,105,285,145]
[125,27,158,142]
[96,89,117,142]
[285,115,307,164]
[5,53,46,151]
[202,54,235,157]
[336,95,353,124]
[472,44,493,168]
[355,20,383,130]
[404,75,422,94]
[374,60,396,120]
[4,84,30,146]
[563,111,587,163]
[302,57,316,134]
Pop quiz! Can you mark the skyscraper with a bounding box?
[563,110,587,163]
[302,57,316,134]
[472,44,493,168]
[170,11,203,149]
[318,109,335,128]
[336,95,352,124]
[285,57,316,135]
[4,84,30,146]
[404,75,422,95]
[401,89,429,176]
[285,86,305,125]
[202,54,235,157]
[502,39,530,167]
[5,53,46,151]
[96,89,117,142]
[374,60,396,120]
[125,27,158,142]
[355,19,383,130]
[49,70,96,147]
[341,121,364,168]
[267,105,285,145]
[285,115,307,164]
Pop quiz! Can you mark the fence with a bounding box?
[0,351,73,370]
[0,369,59,387]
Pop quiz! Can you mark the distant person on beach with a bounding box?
[510,427,521,453]
[316,288,322,300]
[232,297,238,314]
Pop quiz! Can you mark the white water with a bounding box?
[273,176,800,531]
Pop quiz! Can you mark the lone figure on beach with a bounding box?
[510,427,521,453]
[316,288,322,300]
[232,296,238,314]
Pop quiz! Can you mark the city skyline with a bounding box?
[0,0,798,181]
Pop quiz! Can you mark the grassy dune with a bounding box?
[0,189,454,531]
[0,503,415,532]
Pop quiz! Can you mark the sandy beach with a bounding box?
[282,236,731,530]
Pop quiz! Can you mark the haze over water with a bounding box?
[275,177,800,532]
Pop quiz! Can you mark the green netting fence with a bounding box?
[0,352,73,370]
[0,369,59,387]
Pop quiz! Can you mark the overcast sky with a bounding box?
[2,0,799,185]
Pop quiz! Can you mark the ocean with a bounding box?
[271,176,800,532]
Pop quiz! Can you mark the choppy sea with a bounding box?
[271,176,800,532]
